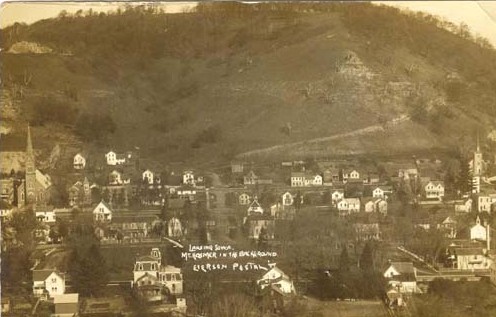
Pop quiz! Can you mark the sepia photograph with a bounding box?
[1,0,496,316]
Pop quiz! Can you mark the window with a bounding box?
[52,278,57,283]
[166,274,172,281]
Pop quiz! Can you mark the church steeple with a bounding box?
[27,124,33,155]
[25,124,37,205]
[477,130,480,152]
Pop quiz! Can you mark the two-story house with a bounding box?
[92,201,113,222]
[73,153,86,170]
[423,181,445,200]
[33,270,65,300]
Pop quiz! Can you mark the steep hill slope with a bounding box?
[1,2,495,164]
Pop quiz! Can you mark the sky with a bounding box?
[1,1,496,47]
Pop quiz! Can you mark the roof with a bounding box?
[36,170,52,189]
[53,293,79,304]
[425,180,444,187]
[290,172,305,177]
[345,198,360,204]
[375,186,392,191]
[136,255,159,262]
[136,272,158,282]
[0,199,12,209]
[454,248,486,256]
[33,270,62,282]
[111,215,159,224]
[389,262,415,275]
[93,201,113,213]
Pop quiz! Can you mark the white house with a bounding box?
[455,248,492,270]
[168,217,183,238]
[478,194,496,213]
[281,192,294,206]
[372,186,392,199]
[143,169,155,185]
[424,181,445,200]
[105,151,126,166]
[470,216,487,241]
[257,264,296,295]
[331,190,345,204]
[337,198,360,214]
[346,198,360,213]
[73,153,86,170]
[455,198,473,213]
[109,170,130,185]
[290,172,305,187]
[183,170,195,186]
[33,270,66,300]
[348,170,360,180]
[363,198,376,213]
[92,201,113,222]
[337,199,349,213]
[0,200,13,219]
[377,199,388,214]
[35,211,56,223]
[239,193,251,205]
[312,174,323,186]
[247,197,264,215]
[437,216,457,239]
[363,198,387,214]
[383,262,419,294]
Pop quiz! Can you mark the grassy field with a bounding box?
[303,297,389,317]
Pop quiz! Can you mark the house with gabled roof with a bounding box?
[437,216,457,238]
[247,197,264,215]
[281,192,294,206]
[238,192,251,206]
[257,263,296,295]
[331,189,344,204]
[372,186,393,199]
[73,153,86,170]
[470,216,487,241]
[92,201,113,222]
[383,262,420,294]
[33,270,65,300]
[244,170,259,185]
[423,181,445,200]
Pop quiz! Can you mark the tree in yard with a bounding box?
[456,156,472,195]
[211,293,258,317]
[359,241,374,271]
[339,245,350,272]
[67,227,108,296]
[258,226,269,251]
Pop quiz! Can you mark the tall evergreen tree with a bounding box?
[339,245,350,272]
[359,241,374,271]
[67,226,108,296]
